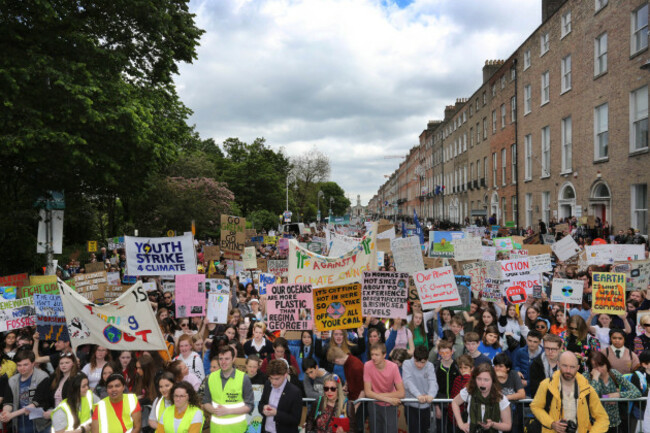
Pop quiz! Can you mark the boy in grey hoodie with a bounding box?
[402,346,439,433]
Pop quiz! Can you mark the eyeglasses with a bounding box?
[643,324,650,328]
[543,347,559,351]
[62,352,75,358]
[323,386,337,392]
[535,325,547,329]
[164,295,172,299]
[569,327,578,330]
[173,394,188,399]
[180,323,189,328]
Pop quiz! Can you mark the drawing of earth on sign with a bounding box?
[103,325,124,344]
[326,302,346,320]
[68,317,91,339]
[562,285,574,297]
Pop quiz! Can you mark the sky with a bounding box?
[175,0,541,206]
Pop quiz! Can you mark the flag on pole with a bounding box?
[401,221,406,238]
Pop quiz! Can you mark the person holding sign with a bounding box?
[304,374,356,433]
[91,374,141,433]
[51,373,100,433]
[156,382,203,433]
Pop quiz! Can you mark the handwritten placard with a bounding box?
[453,237,482,261]
[550,278,584,305]
[266,284,314,331]
[361,271,409,318]
[481,278,504,302]
[390,236,424,274]
[412,266,461,310]
[207,289,230,324]
[34,294,68,341]
[592,272,626,315]
[313,283,362,331]
[552,235,581,262]
[175,274,206,317]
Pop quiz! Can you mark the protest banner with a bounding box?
[201,279,230,295]
[73,272,109,301]
[485,261,503,279]
[306,242,323,254]
[59,280,166,350]
[107,272,121,287]
[258,273,277,295]
[0,286,16,300]
[278,238,289,255]
[220,215,246,259]
[313,283,362,331]
[429,231,464,258]
[206,289,230,324]
[257,258,267,272]
[613,260,650,291]
[30,275,57,286]
[412,266,461,310]
[266,284,314,331]
[585,245,615,265]
[0,273,29,289]
[361,271,409,318]
[264,236,278,245]
[482,246,496,262]
[550,278,584,304]
[175,274,206,317]
[377,227,396,240]
[592,272,626,315]
[552,235,581,261]
[18,280,61,298]
[500,258,531,280]
[328,232,360,257]
[107,236,125,251]
[452,237,483,261]
[377,220,393,234]
[243,246,257,269]
[0,297,35,332]
[162,281,175,293]
[377,238,391,253]
[267,260,288,278]
[522,244,553,256]
[34,294,68,341]
[503,274,542,298]
[529,254,553,274]
[289,223,378,289]
[125,233,197,276]
[141,281,156,293]
[390,236,425,274]
[449,276,471,311]
[204,246,221,262]
[462,262,487,296]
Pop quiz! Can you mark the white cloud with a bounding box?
[175,0,540,204]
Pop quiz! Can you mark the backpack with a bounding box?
[523,385,592,433]
[622,370,647,419]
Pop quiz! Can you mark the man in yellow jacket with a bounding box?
[530,351,609,433]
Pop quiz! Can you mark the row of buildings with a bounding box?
[367,0,649,234]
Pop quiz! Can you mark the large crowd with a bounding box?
[2,219,650,433]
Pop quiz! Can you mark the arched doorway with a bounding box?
[491,192,499,223]
[590,182,611,224]
[558,182,576,219]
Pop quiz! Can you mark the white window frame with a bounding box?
[501,148,507,186]
[541,71,550,105]
[631,184,648,235]
[540,32,550,56]
[492,84,496,97]
[501,76,506,89]
[561,116,573,174]
[594,32,608,76]
[512,195,517,223]
[524,134,532,181]
[631,4,649,55]
[594,102,609,160]
[511,96,516,123]
[524,85,532,114]
[595,0,608,12]
[511,144,517,184]
[476,122,480,143]
[524,50,531,70]
[541,126,550,178]
[470,127,474,147]
[492,152,497,187]
[630,85,649,152]
[483,117,488,139]
[542,191,551,224]
[561,54,572,93]
[492,110,497,133]
[525,193,533,228]
[561,11,572,38]
[501,104,506,128]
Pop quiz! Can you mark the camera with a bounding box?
[565,420,577,433]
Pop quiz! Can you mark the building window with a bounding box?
[511,96,516,123]
[484,157,488,185]
[541,126,550,177]
[524,49,531,70]
[542,191,551,224]
[501,104,506,128]
[492,110,497,133]
[492,84,496,97]
[632,5,649,55]
[492,152,497,187]
[463,133,467,152]
[524,134,532,180]
[525,193,533,228]
[483,117,488,139]
[476,122,480,143]
[501,75,506,89]
[632,184,648,234]
[470,127,474,147]
[477,159,482,179]
[541,71,550,105]
[631,86,649,152]
[594,102,609,160]
[511,66,516,81]
[595,0,608,12]
[561,55,572,93]
[540,32,549,56]
[594,32,608,76]
[512,196,518,223]
[476,98,480,111]
[470,162,474,181]
[483,91,486,106]
[524,85,532,114]
[502,198,507,224]
[561,11,572,38]
[561,116,573,173]
[501,148,507,186]
[511,144,517,184]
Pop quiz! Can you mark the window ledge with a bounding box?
[630,46,648,60]
[524,111,531,116]
[593,157,609,164]
[561,31,571,40]
[540,174,551,179]
[560,87,572,96]
[560,169,573,176]
[540,100,550,107]
[629,147,649,157]
[594,4,608,16]
[594,70,608,80]
[524,178,532,183]
[540,50,549,58]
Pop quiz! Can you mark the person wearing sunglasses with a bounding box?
[634,315,650,355]
[161,293,176,320]
[304,373,356,433]
[561,315,601,373]
[533,318,550,338]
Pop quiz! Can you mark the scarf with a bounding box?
[541,353,556,379]
[469,391,501,433]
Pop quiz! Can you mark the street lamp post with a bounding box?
[317,190,324,222]
[329,197,334,220]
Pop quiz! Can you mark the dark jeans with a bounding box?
[406,405,431,433]
[368,402,397,433]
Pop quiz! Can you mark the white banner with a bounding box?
[552,236,581,262]
[58,280,166,351]
[327,232,360,257]
[125,233,197,276]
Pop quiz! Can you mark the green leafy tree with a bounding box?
[247,210,280,232]
[318,182,351,217]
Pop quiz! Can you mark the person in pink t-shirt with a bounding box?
[363,342,405,433]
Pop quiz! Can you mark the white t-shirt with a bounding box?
[459,388,510,433]
[592,325,611,349]
[174,352,205,381]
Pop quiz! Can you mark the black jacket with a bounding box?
[259,379,303,433]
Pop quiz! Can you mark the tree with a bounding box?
[318,182,351,217]
[290,148,330,218]
[247,210,280,232]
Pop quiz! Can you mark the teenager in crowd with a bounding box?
[304,374,356,433]
[81,347,111,391]
[362,343,404,433]
[174,335,205,382]
[149,372,174,430]
[51,373,100,433]
[117,351,137,391]
[51,352,79,407]
[478,326,502,361]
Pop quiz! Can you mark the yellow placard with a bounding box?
[313,283,362,331]
[264,236,278,245]
[592,272,626,315]
[87,241,98,253]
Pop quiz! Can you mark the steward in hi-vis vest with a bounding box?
[156,382,204,433]
[201,347,253,433]
[91,374,141,433]
[51,389,95,433]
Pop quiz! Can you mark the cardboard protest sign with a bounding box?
[592,272,626,315]
[0,286,16,300]
[107,272,122,287]
[613,260,650,291]
[125,233,197,275]
[585,245,615,265]
[74,272,109,301]
[485,261,503,279]
[482,246,496,262]
[503,273,542,298]
[522,244,553,256]
[258,273,277,295]
[267,260,288,278]
[206,289,230,324]
[611,245,646,262]
[449,276,471,311]
[59,280,166,351]
[463,262,488,295]
[328,232,360,257]
[200,279,230,295]
[503,282,528,304]
[245,229,257,240]
[278,238,289,255]
[552,236,581,261]
[493,237,514,251]
[34,294,68,341]
[423,257,445,270]
[288,223,377,289]
[175,274,206,317]
[18,280,61,298]
[550,278,584,304]
[377,227,396,240]
[361,271,409,318]
[204,246,221,262]
[542,234,556,245]
[31,275,57,286]
[412,266,461,310]
[0,297,35,332]
[429,231,464,258]
[220,215,246,259]
[141,281,157,292]
[313,283,362,331]
[377,238,391,253]
[390,236,425,274]
[0,273,29,289]
[452,237,483,261]
[264,236,278,245]
[481,278,502,302]
[500,258,531,280]
[529,254,553,274]
[85,262,105,273]
[266,284,314,331]
[243,247,257,269]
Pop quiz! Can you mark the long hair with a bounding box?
[475,308,498,339]
[466,363,502,404]
[176,334,194,357]
[134,353,158,401]
[408,311,427,341]
[155,372,176,398]
[96,362,119,389]
[167,360,185,382]
[89,346,112,370]
[482,326,501,349]
[568,315,589,342]
[329,329,356,354]
[588,351,619,387]
[170,381,201,408]
[319,374,347,417]
[51,352,79,390]
[525,305,542,329]
[64,373,88,428]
